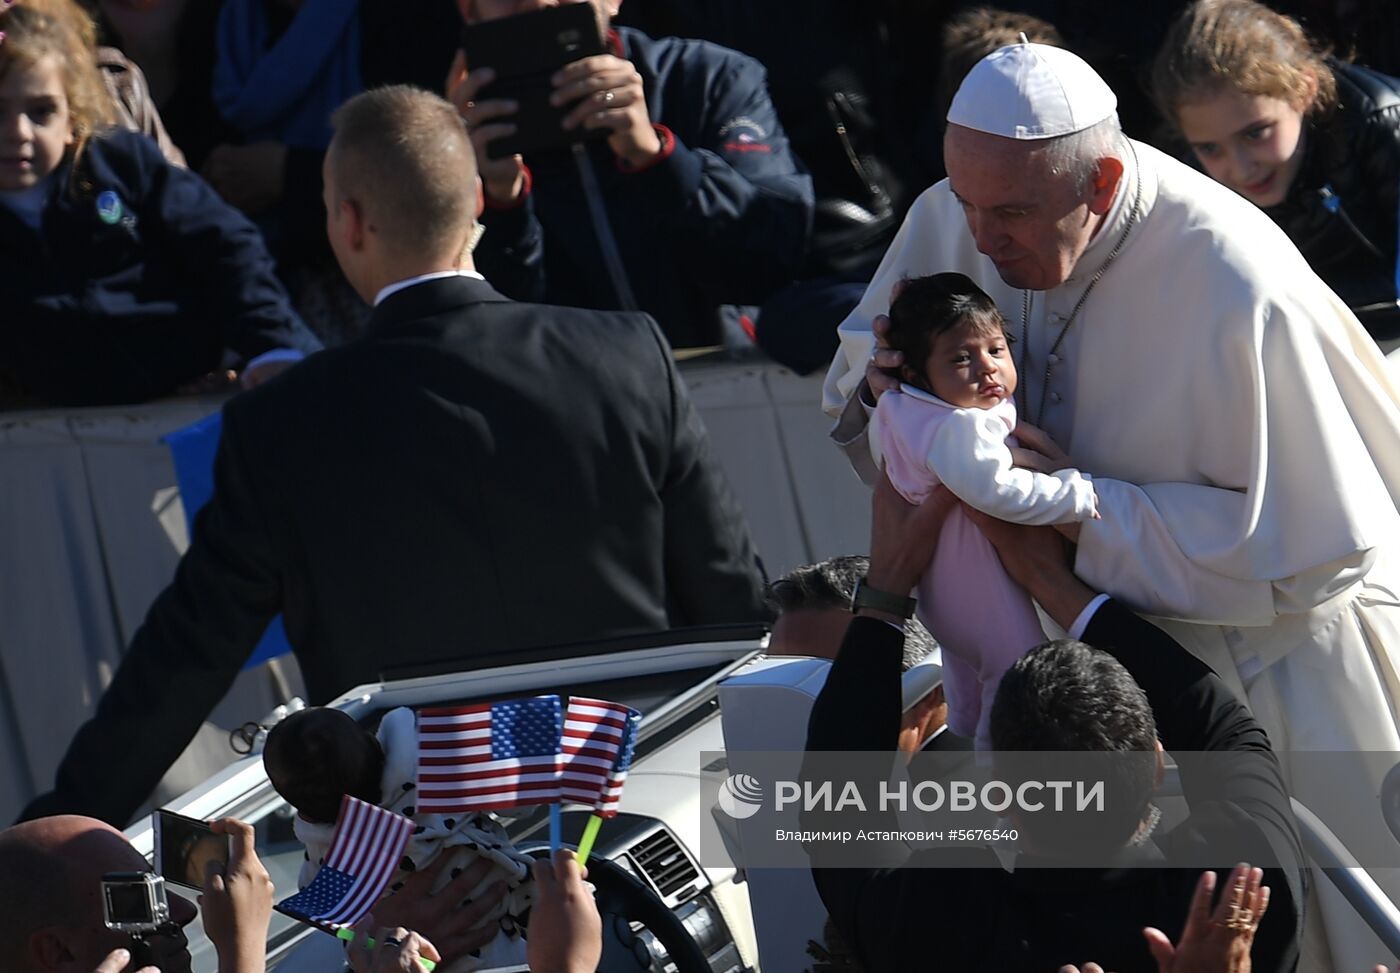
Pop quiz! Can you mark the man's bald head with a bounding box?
[0,816,194,973]
[327,85,480,261]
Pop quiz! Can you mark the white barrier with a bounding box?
[0,360,870,824]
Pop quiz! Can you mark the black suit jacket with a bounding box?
[27,276,767,825]
[805,603,1304,973]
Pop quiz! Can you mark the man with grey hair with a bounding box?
[766,555,935,670]
[765,555,967,755]
[24,85,768,842]
[822,39,1400,971]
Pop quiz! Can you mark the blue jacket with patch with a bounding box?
[475,27,814,349]
[0,129,320,407]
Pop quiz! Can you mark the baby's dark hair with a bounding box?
[263,708,385,824]
[885,273,1007,393]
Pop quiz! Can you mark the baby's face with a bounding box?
[922,323,1017,410]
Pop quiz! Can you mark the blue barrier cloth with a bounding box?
[164,411,292,668]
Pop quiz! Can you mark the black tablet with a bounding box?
[460,4,608,159]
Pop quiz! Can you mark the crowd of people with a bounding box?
[6,0,1400,970]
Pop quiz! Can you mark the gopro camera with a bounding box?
[101,872,171,934]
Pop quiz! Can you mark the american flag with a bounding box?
[560,696,641,816]
[416,696,564,812]
[274,796,413,932]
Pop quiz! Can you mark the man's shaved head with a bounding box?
[328,85,480,259]
[0,816,195,972]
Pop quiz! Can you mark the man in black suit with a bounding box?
[803,479,1304,972]
[24,85,767,828]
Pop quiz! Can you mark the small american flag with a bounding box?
[274,796,412,931]
[560,696,641,816]
[417,696,564,812]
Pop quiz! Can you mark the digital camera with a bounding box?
[101,872,171,935]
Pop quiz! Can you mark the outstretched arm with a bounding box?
[20,402,279,825]
[653,320,768,625]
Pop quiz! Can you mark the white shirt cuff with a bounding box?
[1066,593,1111,641]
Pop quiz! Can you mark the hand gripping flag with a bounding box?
[416,696,564,812]
[560,696,641,816]
[274,796,413,932]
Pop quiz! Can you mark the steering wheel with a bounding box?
[529,854,712,973]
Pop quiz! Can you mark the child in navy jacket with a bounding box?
[0,0,319,408]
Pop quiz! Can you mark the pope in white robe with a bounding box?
[824,41,1400,972]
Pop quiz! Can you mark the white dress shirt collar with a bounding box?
[373,269,485,307]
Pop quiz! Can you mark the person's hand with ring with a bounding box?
[1058,864,1268,973]
[344,918,441,973]
[369,855,508,964]
[552,54,660,168]
[1143,863,1269,972]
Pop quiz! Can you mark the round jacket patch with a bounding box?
[96,191,124,225]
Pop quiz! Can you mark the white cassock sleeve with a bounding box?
[930,409,1098,525]
[1075,292,1400,627]
[821,184,1016,484]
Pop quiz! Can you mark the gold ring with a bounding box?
[1213,904,1255,932]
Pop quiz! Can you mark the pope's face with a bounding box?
[1176,87,1308,209]
[943,124,1104,292]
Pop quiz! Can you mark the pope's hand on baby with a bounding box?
[1010,420,1074,472]
[862,314,905,404]
[371,855,507,963]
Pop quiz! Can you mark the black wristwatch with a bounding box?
[850,576,917,619]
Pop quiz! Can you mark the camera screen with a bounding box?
[156,810,229,889]
[104,882,153,924]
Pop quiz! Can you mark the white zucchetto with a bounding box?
[947,40,1117,139]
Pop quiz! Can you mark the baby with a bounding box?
[264,707,534,971]
[872,273,1100,750]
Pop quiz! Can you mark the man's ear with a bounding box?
[1088,155,1125,216]
[474,175,486,220]
[339,197,367,252]
[31,927,74,971]
[1154,738,1166,789]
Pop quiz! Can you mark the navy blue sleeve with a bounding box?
[475,188,547,304]
[132,133,322,361]
[625,48,813,303]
